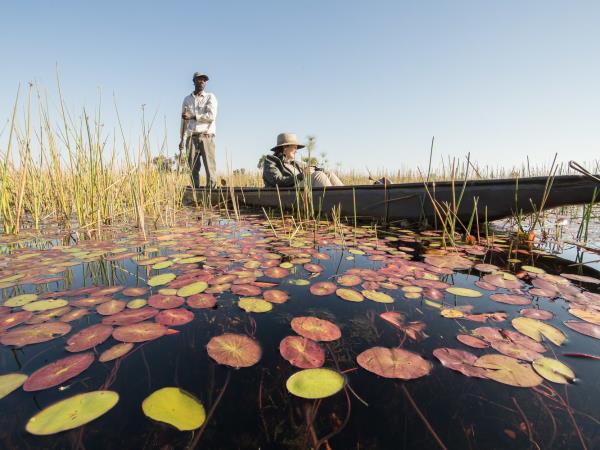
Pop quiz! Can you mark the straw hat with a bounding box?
[270,133,306,152]
[193,72,209,81]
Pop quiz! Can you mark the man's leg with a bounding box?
[310,171,333,187]
[199,136,217,188]
[187,135,202,189]
[325,171,344,186]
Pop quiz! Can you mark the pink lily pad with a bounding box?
[520,308,554,320]
[264,267,290,279]
[309,282,337,296]
[0,322,71,347]
[96,300,126,316]
[155,308,194,326]
[433,348,488,378]
[113,322,167,343]
[263,290,289,304]
[148,294,185,309]
[187,294,217,309]
[279,336,325,369]
[206,333,262,368]
[357,347,432,379]
[23,352,94,391]
[291,317,341,342]
[66,324,113,352]
[489,293,531,306]
[231,284,262,296]
[456,334,489,348]
[0,311,33,330]
[102,307,158,326]
[99,342,135,362]
[563,321,600,339]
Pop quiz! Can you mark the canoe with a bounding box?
[183,175,598,224]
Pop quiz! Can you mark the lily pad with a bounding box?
[148,294,185,309]
[335,288,364,302]
[187,293,217,309]
[441,309,465,319]
[291,316,341,342]
[264,267,290,278]
[362,290,394,303]
[238,298,273,313]
[286,368,345,399]
[66,324,113,352]
[122,287,149,297]
[336,274,362,286]
[474,354,542,387]
[142,387,205,431]
[433,348,487,378]
[206,333,261,368]
[3,293,38,307]
[490,293,531,306]
[532,357,575,384]
[445,287,482,298]
[0,322,71,347]
[24,352,95,391]
[102,307,159,326]
[231,284,262,296]
[563,320,600,339]
[0,311,33,330]
[279,336,325,368]
[512,317,566,346]
[357,347,431,379]
[113,322,167,343]
[456,334,489,349]
[96,300,126,316]
[309,282,337,296]
[0,373,28,400]
[520,308,553,320]
[263,290,289,304]
[155,308,195,326]
[177,281,208,297]
[23,299,69,312]
[569,308,600,325]
[25,391,119,435]
[148,273,176,287]
[127,299,147,309]
[99,342,135,362]
[560,273,600,284]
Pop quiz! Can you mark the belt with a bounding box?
[192,132,214,138]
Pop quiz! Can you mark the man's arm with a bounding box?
[195,94,218,123]
[179,100,188,148]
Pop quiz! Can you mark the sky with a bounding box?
[1,0,599,174]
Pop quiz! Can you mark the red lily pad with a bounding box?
[483,273,523,289]
[206,333,262,368]
[489,293,531,306]
[0,311,33,330]
[66,324,113,352]
[303,263,324,273]
[96,286,124,296]
[475,280,497,291]
[23,352,94,392]
[148,294,185,309]
[122,287,149,297]
[263,290,289,304]
[520,308,554,320]
[433,348,488,378]
[309,282,337,296]
[0,322,71,347]
[231,284,262,296]
[336,274,362,287]
[357,347,432,379]
[96,300,126,316]
[456,334,489,348]
[59,308,89,323]
[264,267,290,279]
[279,336,325,369]
[113,322,167,343]
[102,307,158,326]
[187,294,217,309]
[291,317,341,342]
[99,342,135,362]
[490,340,544,362]
[70,297,111,308]
[379,311,405,329]
[560,273,600,284]
[563,320,600,339]
[155,309,194,326]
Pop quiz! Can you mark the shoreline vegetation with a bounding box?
[0,85,598,242]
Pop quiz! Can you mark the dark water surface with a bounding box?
[1,215,599,449]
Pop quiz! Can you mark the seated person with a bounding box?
[262,133,344,188]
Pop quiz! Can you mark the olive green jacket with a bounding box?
[262,154,305,187]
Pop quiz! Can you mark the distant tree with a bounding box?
[152,155,174,172]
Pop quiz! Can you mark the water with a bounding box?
[0,212,599,449]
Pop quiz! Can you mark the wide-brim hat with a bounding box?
[270,133,306,152]
[193,72,209,81]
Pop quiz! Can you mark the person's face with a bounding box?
[193,77,207,91]
[282,145,297,160]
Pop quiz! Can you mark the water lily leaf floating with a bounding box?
[489,293,531,306]
[309,282,337,296]
[433,348,487,378]
[66,324,113,352]
[0,322,71,347]
[127,298,147,309]
[445,287,482,298]
[22,299,69,312]
[206,333,261,368]
[512,317,566,346]
[563,320,600,340]
[142,387,205,431]
[569,308,600,325]
[177,281,208,297]
[474,354,542,387]
[113,322,167,343]
[99,342,135,363]
[24,352,95,391]
[238,297,273,313]
[147,273,176,287]
[279,336,325,369]
[286,368,345,399]
[441,308,465,319]
[155,308,195,326]
[532,357,575,384]
[3,293,38,307]
[291,316,341,342]
[357,347,432,379]
[263,289,289,304]
[102,307,159,326]
[97,299,126,316]
[148,294,185,309]
[0,311,33,330]
[335,288,364,302]
[0,373,28,400]
[26,391,119,436]
[362,290,394,303]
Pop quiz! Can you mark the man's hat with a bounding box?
[193,72,209,81]
[270,133,306,152]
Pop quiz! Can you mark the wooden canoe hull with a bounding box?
[183,175,598,223]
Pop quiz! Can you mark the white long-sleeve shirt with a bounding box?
[180,91,218,139]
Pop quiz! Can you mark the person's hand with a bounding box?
[182,111,195,120]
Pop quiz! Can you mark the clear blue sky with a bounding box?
[1,1,599,173]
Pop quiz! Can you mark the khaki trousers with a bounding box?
[309,170,344,187]
[187,134,217,188]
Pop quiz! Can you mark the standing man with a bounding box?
[179,72,218,189]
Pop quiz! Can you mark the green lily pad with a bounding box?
[0,373,28,400]
[142,387,205,431]
[286,368,345,399]
[148,273,176,287]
